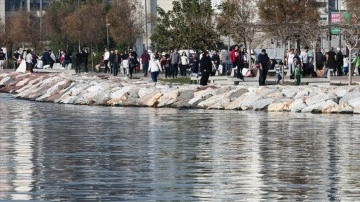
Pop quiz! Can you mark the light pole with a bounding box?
[145,0,148,50]
[106,22,110,50]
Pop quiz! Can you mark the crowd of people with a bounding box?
[4,44,360,86]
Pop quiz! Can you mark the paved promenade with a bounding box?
[2,68,360,85]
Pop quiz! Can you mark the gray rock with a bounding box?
[157,90,179,107]
[282,87,298,98]
[138,91,162,107]
[110,86,133,99]
[329,104,353,114]
[301,100,337,113]
[171,90,194,108]
[348,97,360,108]
[252,98,275,111]
[334,88,348,98]
[240,93,262,110]
[35,80,71,102]
[305,92,338,106]
[225,92,250,110]
[294,88,310,99]
[229,88,249,101]
[339,91,360,105]
[188,92,213,107]
[289,99,307,112]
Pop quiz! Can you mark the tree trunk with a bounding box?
[281,41,286,84]
[248,41,252,70]
[349,47,352,85]
[91,45,94,72]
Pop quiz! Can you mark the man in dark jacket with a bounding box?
[140,50,150,77]
[336,47,343,76]
[200,51,212,86]
[258,49,270,86]
[82,49,89,74]
[75,50,82,73]
[211,50,220,76]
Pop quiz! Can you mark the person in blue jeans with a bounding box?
[148,54,162,82]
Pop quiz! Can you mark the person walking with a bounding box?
[148,54,162,83]
[211,50,220,76]
[342,55,349,75]
[352,53,360,76]
[258,49,270,86]
[327,47,337,76]
[230,45,244,80]
[121,50,129,75]
[75,50,82,73]
[103,48,110,73]
[140,50,150,77]
[128,53,136,79]
[25,49,33,73]
[180,51,189,77]
[164,50,171,78]
[112,50,120,76]
[170,49,180,78]
[49,50,56,68]
[0,49,6,71]
[82,49,89,74]
[336,47,344,76]
[199,51,212,86]
[13,49,20,71]
[300,46,309,76]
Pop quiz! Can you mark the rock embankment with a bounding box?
[1,72,360,114]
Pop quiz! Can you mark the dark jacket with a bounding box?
[258,53,270,69]
[211,54,220,65]
[200,55,212,73]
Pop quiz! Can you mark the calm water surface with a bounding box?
[1,93,360,201]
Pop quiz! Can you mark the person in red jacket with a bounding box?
[230,45,244,80]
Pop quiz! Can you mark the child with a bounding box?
[294,58,302,85]
[343,55,349,75]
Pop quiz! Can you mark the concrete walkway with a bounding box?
[2,68,360,85]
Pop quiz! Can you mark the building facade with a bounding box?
[0,0,50,24]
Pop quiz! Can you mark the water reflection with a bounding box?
[1,94,360,201]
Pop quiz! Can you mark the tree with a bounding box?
[107,0,143,48]
[257,0,319,83]
[151,0,219,52]
[345,0,360,17]
[217,0,255,45]
[341,25,360,85]
[217,0,257,68]
[62,3,105,47]
[44,1,76,51]
[6,11,41,51]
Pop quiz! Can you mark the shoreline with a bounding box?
[1,72,360,114]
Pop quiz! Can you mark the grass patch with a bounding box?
[159,77,191,84]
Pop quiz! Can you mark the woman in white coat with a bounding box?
[148,54,162,82]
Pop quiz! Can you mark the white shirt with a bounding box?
[287,53,294,64]
[148,59,162,72]
[300,51,308,63]
[181,55,189,65]
[343,57,349,67]
[104,51,110,60]
[26,53,33,63]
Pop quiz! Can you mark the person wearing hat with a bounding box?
[257,49,270,86]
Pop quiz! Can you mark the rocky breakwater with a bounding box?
[1,72,360,114]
